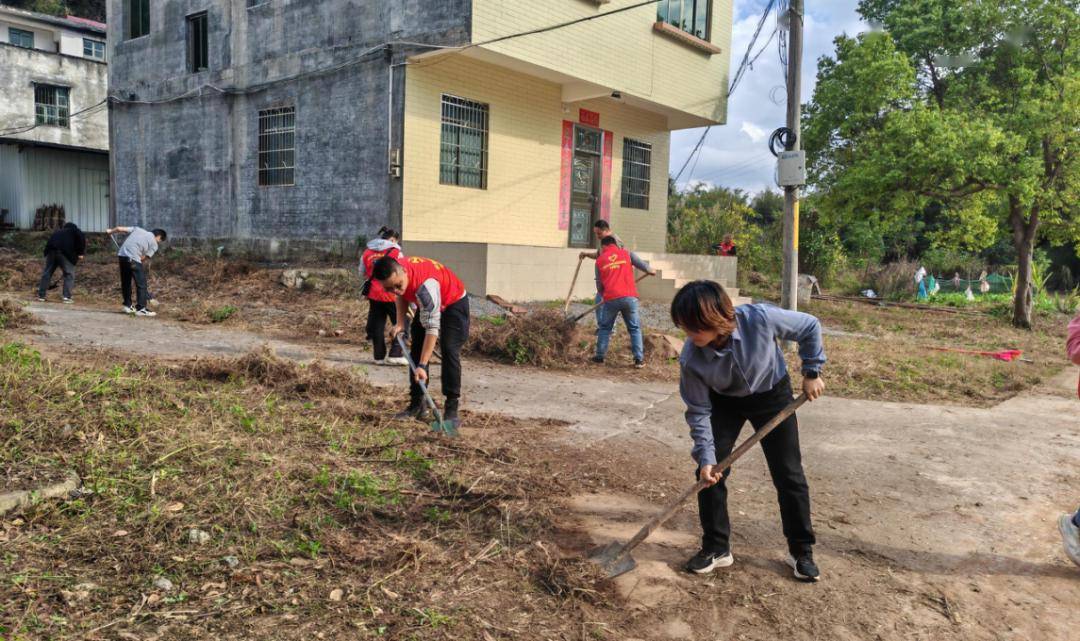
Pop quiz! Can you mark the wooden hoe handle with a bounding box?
[569,272,651,323]
[617,393,809,556]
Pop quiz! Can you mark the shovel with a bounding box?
[587,393,808,578]
[566,272,651,324]
[395,334,458,437]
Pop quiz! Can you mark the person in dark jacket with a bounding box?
[36,222,86,303]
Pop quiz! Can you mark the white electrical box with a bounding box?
[777,150,806,186]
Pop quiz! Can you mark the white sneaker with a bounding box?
[373,358,387,366]
[122,306,135,314]
[385,356,409,366]
[1059,514,1080,568]
[136,308,157,317]
[62,297,73,304]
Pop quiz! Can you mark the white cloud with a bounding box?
[672,0,867,194]
[740,121,767,143]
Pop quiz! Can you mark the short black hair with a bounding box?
[593,220,610,230]
[670,280,736,335]
[372,255,403,281]
[600,235,618,246]
[152,228,167,241]
[377,226,399,240]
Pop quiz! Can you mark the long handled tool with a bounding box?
[566,272,651,324]
[395,334,457,437]
[588,393,809,578]
[564,255,585,314]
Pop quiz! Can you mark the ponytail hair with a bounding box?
[377,226,399,241]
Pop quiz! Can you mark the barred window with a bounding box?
[657,0,711,40]
[35,85,70,127]
[9,27,34,49]
[440,95,489,189]
[258,106,295,187]
[83,38,106,60]
[621,139,652,210]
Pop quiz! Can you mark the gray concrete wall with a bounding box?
[0,42,108,151]
[107,0,470,242]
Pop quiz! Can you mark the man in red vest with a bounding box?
[593,235,654,368]
[372,255,470,428]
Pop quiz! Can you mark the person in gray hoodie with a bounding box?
[360,227,408,365]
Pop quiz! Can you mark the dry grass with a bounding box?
[800,299,1070,406]
[466,310,581,367]
[0,344,620,640]
[0,298,40,330]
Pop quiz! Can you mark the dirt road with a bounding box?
[19,302,1080,640]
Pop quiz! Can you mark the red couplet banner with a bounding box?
[600,130,613,222]
[558,120,574,230]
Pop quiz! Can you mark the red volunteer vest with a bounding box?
[401,256,466,310]
[597,244,638,301]
[362,246,401,303]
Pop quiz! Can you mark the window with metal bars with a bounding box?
[128,0,149,39]
[9,27,34,49]
[83,38,106,60]
[657,0,711,40]
[34,85,70,127]
[440,95,489,189]
[621,139,652,210]
[258,107,295,187]
[187,12,208,73]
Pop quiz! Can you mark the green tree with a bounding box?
[0,1,105,20]
[804,0,1080,327]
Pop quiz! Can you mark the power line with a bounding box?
[0,98,108,136]
[673,0,779,186]
[111,2,667,107]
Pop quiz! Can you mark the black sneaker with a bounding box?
[443,399,461,431]
[393,402,429,421]
[590,356,604,364]
[634,359,645,369]
[787,553,820,582]
[685,549,734,574]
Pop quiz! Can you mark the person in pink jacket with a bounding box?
[1058,312,1080,568]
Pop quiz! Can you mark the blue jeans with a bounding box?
[596,296,644,362]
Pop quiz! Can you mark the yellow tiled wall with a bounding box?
[471,0,733,125]
[403,55,670,252]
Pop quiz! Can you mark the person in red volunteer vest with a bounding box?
[360,227,408,366]
[593,235,654,368]
[372,255,470,428]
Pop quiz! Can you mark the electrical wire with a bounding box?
[673,0,780,186]
[0,98,108,136]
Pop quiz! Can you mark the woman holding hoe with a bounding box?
[672,280,826,582]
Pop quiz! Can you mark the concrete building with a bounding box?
[0,5,109,232]
[107,0,740,301]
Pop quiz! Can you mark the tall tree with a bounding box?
[804,0,1079,327]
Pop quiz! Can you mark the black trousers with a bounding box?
[38,250,75,299]
[409,296,470,408]
[697,375,816,556]
[118,257,149,310]
[366,300,405,360]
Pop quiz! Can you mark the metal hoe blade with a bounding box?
[587,542,637,579]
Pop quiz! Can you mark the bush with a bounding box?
[208,305,238,323]
[867,260,918,300]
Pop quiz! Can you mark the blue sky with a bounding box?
[669,0,866,195]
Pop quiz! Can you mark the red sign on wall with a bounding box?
[600,130,613,222]
[579,109,600,128]
[558,120,574,231]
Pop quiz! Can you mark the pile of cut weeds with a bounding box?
[0,344,619,640]
[0,298,40,330]
[467,310,581,367]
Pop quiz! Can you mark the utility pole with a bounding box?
[780,0,804,311]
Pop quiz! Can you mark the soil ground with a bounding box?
[4,300,1079,640]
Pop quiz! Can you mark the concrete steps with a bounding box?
[636,255,750,306]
